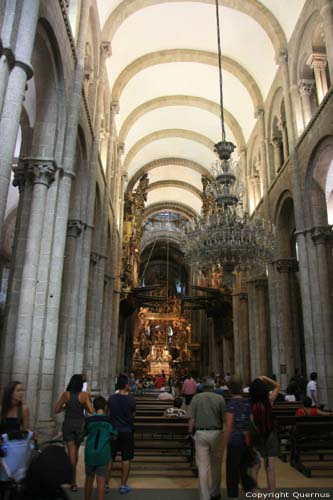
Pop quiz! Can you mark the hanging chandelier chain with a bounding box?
[215,0,226,142]
[140,235,158,284]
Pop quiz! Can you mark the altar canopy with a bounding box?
[132,304,198,375]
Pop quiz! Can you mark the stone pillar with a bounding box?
[0,0,39,244]
[254,278,269,377]
[298,79,315,127]
[0,161,32,386]
[273,258,299,388]
[320,0,333,84]
[307,53,329,104]
[57,219,85,393]
[255,108,269,195]
[272,136,282,174]
[0,0,19,114]
[12,159,56,381]
[239,292,250,384]
[35,0,90,430]
[239,147,248,212]
[280,120,289,162]
[309,226,333,405]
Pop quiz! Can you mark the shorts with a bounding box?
[257,431,279,458]
[85,463,108,477]
[62,418,84,446]
[111,432,134,461]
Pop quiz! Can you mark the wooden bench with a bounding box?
[274,416,333,474]
[290,418,333,477]
[132,415,197,476]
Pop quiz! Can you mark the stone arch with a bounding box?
[68,125,88,221]
[274,190,297,258]
[31,19,66,159]
[291,9,323,86]
[119,95,245,148]
[147,180,203,201]
[144,202,197,220]
[127,157,213,190]
[112,50,263,109]
[124,129,215,173]
[102,0,286,53]
[305,136,333,227]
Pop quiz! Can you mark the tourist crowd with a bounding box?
[0,369,331,500]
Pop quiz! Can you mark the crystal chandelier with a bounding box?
[181,0,275,284]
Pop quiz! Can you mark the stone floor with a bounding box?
[74,446,333,490]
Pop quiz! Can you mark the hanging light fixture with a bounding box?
[181,0,275,286]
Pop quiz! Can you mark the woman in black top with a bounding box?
[55,374,93,491]
[0,380,30,435]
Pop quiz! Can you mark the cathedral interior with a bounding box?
[0,0,332,435]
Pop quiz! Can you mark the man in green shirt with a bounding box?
[188,376,225,500]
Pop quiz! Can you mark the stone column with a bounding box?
[239,292,250,384]
[57,219,85,393]
[277,51,317,391]
[255,108,269,196]
[280,120,289,162]
[0,0,39,244]
[307,53,328,104]
[12,159,56,381]
[0,0,19,114]
[273,258,299,387]
[309,226,333,405]
[298,79,315,126]
[0,161,32,386]
[254,278,269,377]
[272,136,283,174]
[320,0,333,84]
[239,147,248,212]
[35,0,90,429]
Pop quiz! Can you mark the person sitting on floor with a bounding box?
[295,397,332,416]
[164,397,186,417]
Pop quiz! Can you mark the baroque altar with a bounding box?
[131,301,197,375]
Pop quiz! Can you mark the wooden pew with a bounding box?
[274,415,333,473]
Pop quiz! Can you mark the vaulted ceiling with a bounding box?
[97,0,306,218]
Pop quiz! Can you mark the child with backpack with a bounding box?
[84,396,117,500]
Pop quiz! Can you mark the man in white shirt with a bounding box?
[306,372,318,406]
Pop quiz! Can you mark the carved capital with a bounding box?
[254,108,264,119]
[276,49,288,66]
[239,292,248,302]
[274,258,299,273]
[307,52,327,71]
[254,278,267,289]
[311,225,333,246]
[111,100,120,114]
[298,78,315,97]
[117,142,125,156]
[25,158,56,187]
[12,161,27,193]
[272,136,282,148]
[67,219,84,238]
[101,41,112,59]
